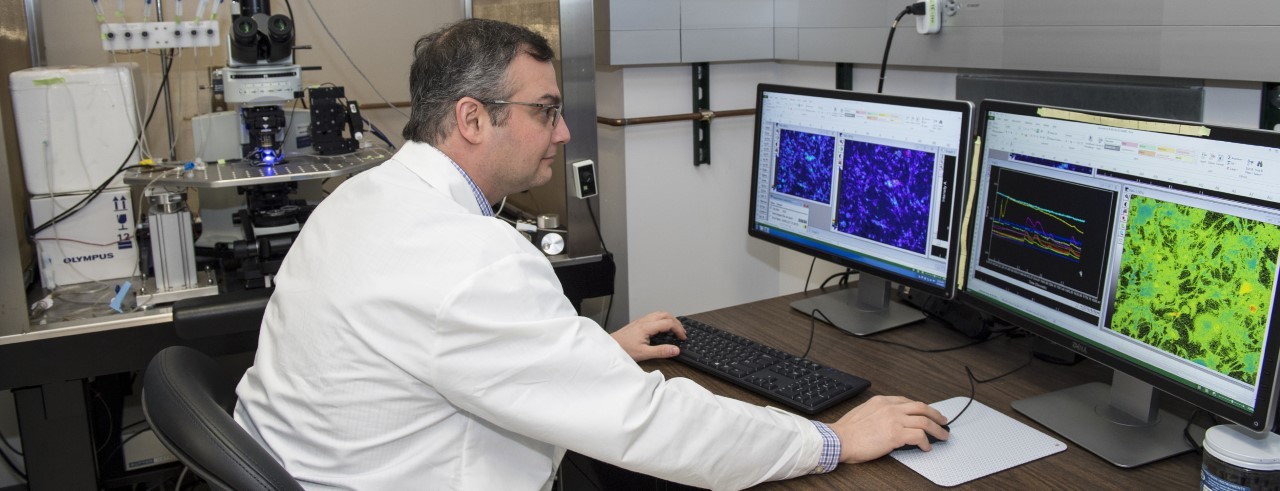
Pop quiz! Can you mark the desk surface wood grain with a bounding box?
[640,290,1202,489]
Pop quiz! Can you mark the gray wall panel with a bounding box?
[600,0,680,30]
[1003,27,1163,76]
[601,30,682,65]
[797,28,882,63]
[1164,1,1280,26]
[787,0,891,28]
[775,28,799,60]
[938,0,1004,27]
[682,0,773,29]
[774,0,799,28]
[683,28,774,62]
[891,27,1004,69]
[1160,27,1280,82]
[598,0,1280,81]
[1003,0,1165,26]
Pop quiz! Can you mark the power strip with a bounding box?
[915,0,942,34]
[101,21,221,51]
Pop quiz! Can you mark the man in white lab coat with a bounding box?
[233,18,948,490]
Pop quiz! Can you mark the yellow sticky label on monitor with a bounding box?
[1037,107,1210,137]
[957,136,982,291]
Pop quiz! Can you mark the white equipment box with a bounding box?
[122,428,178,471]
[30,189,138,288]
[10,64,141,195]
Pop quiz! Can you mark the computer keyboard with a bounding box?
[652,316,871,415]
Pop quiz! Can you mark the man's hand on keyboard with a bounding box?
[610,311,687,362]
[828,395,949,463]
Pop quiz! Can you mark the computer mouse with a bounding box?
[893,423,950,452]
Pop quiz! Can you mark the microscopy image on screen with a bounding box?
[772,129,836,204]
[833,140,934,254]
[1110,195,1280,386]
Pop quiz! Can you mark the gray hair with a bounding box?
[401,18,555,144]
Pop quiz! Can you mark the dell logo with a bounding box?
[1071,341,1087,354]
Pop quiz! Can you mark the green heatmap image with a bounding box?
[1111,195,1280,386]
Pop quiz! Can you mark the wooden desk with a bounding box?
[641,290,1202,489]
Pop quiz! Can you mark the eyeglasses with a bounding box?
[481,99,563,129]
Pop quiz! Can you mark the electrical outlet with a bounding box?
[915,0,943,34]
[101,21,221,51]
[572,160,598,199]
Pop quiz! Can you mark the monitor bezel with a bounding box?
[959,99,1280,433]
[747,83,974,299]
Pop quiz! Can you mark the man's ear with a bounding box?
[455,97,487,145]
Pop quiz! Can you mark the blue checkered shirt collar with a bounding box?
[425,145,494,217]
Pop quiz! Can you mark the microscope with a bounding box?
[124,0,383,300]
[224,0,300,164]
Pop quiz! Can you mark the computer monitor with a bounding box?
[960,100,1280,467]
[748,84,973,335]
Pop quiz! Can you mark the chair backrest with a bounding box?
[142,346,304,491]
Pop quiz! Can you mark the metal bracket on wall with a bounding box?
[1262,83,1280,131]
[836,63,854,91]
[693,63,710,166]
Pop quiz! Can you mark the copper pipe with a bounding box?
[360,102,412,110]
[597,108,755,127]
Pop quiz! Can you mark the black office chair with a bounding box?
[142,346,303,491]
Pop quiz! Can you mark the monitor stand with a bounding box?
[789,274,924,336]
[1012,370,1199,468]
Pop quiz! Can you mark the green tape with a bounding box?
[31,77,66,86]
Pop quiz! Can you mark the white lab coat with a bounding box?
[234,142,823,490]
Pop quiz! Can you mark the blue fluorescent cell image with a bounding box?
[772,129,835,204]
[835,141,935,254]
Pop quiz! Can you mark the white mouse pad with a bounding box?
[889,397,1066,487]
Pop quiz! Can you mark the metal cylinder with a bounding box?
[537,213,560,229]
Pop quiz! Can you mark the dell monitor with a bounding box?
[748,84,973,335]
[961,100,1280,467]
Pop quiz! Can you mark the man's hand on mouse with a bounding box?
[827,395,950,463]
[610,311,686,362]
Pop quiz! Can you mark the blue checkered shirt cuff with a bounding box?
[809,421,840,474]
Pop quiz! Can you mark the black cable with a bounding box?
[800,309,819,359]
[584,199,613,329]
[803,257,817,293]
[29,51,175,237]
[283,0,295,30]
[877,5,917,94]
[102,427,151,471]
[949,357,1034,426]
[811,309,1002,353]
[948,367,978,425]
[1183,409,1203,454]
[584,198,610,255]
[817,271,856,290]
[92,389,114,453]
[269,97,302,161]
[119,419,148,434]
